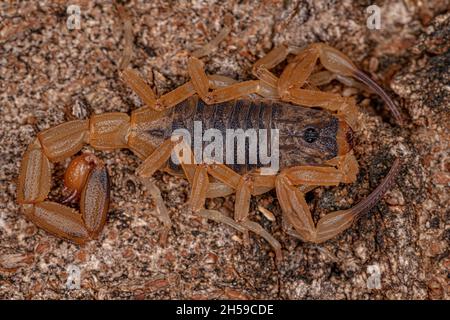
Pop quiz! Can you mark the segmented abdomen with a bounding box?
[167,97,339,174]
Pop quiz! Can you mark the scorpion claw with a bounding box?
[80,163,110,238]
[353,69,404,125]
[315,43,403,125]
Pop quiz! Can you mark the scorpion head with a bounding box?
[277,106,356,166]
[286,109,354,165]
[297,113,354,163]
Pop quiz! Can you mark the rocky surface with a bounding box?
[0,1,448,299]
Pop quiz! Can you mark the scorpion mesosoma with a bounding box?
[17,11,402,262]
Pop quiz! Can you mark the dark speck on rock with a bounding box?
[429,217,440,229]
[143,45,157,58]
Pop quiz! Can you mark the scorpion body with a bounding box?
[16,6,403,263]
[148,98,351,174]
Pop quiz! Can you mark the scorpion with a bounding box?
[16,6,402,263]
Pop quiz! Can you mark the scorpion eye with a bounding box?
[303,127,319,143]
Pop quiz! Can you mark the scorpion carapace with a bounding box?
[16,6,402,263]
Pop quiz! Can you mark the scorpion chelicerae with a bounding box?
[16,6,402,263]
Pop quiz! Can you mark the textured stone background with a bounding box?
[0,0,448,299]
